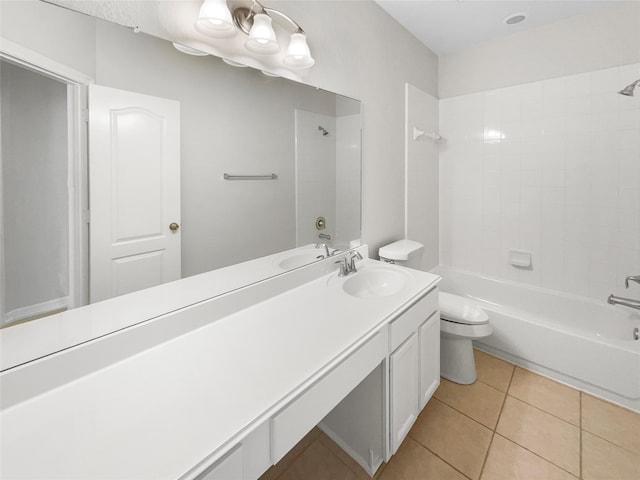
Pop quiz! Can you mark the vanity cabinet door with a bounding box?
[389,333,419,454]
[419,312,440,410]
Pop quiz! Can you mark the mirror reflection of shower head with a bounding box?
[318,125,329,136]
[618,79,640,96]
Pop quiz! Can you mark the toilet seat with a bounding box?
[439,292,489,325]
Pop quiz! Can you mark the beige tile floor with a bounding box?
[259,349,640,480]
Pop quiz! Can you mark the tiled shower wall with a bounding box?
[439,63,640,301]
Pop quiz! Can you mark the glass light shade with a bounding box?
[173,43,209,56]
[245,14,279,54]
[284,32,315,68]
[194,0,236,38]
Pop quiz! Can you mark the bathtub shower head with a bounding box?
[618,79,640,96]
[318,125,329,136]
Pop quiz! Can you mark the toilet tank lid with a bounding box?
[378,239,424,261]
[439,292,489,325]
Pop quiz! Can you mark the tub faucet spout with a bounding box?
[315,242,331,258]
[608,294,640,311]
[625,275,640,288]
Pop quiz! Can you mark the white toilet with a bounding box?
[378,239,425,268]
[379,239,492,385]
[439,292,492,384]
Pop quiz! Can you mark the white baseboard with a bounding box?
[3,296,69,326]
[317,422,382,478]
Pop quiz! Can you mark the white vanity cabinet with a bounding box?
[195,446,243,480]
[0,251,442,480]
[389,332,420,453]
[419,311,440,409]
[191,422,271,480]
[271,327,388,463]
[388,287,439,454]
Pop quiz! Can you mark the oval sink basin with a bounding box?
[341,266,409,298]
[276,252,321,270]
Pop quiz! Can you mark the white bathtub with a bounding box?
[432,266,640,412]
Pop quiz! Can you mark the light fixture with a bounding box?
[194,0,237,38]
[172,43,209,56]
[245,13,279,53]
[222,58,249,67]
[195,0,315,69]
[284,32,314,68]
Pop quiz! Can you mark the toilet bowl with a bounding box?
[439,292,493,384]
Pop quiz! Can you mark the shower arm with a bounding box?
[625,275,640,288]
[618,79,640,96]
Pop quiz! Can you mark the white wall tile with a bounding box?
[439,62,640,301]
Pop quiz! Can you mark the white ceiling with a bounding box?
[375,0,621,55]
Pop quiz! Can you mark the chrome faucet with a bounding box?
[625,275,640,288]
[608,274,640,310]
[335,251,363,277]
[607,295,640,311]
[315,242,331,258]
[348,251,363,272]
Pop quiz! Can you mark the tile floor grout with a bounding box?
[492,432,580,479]
[504,392,580,427]
[579,392,583,480]
[476,364,516,480]
[409,374,585,480]
[405,433,473,480]
[408,431,473,480]
[424,368,587,479]
[263,350,640,480]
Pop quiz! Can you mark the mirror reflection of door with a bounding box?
[0,63,182,326]
[88,85,181,303]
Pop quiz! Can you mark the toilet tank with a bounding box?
[378,239,424,269]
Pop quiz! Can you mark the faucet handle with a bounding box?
[347,251,363,273]
[625,274,640,288]
[335,259,348,276]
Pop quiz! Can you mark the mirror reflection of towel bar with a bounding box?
[223,173,278,180]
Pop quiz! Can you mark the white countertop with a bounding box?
[0,254,440,479]
[0,244,326,371]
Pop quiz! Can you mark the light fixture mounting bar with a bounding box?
[231,1,305,35]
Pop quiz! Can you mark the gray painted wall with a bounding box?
[1,60,69,317]
[1,0,439,268]
[439,2,640,98]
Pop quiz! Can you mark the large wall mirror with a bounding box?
[0,1,361,335]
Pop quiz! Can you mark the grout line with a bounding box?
[499,369,582,478]
[492,433,580,479]
[581,428,640,459]
[426,396,496,432]
[461,375,510,395]
[408,437,472,480]
[504,392,581,428]
[579,392,583,480]
[477,363,516,479]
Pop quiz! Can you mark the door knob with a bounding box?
[169,222,180,231]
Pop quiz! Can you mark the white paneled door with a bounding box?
[89,85,180,303]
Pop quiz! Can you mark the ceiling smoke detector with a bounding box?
[504,13,526,25]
